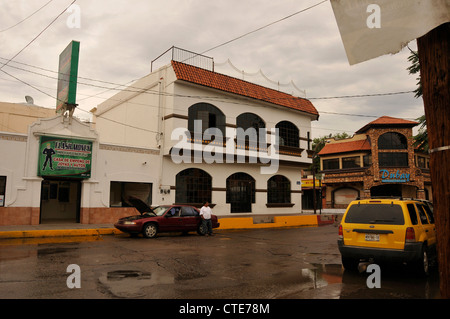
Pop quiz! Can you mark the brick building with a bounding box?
[319,116,432,208]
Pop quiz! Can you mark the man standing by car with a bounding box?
[200,201,213,236]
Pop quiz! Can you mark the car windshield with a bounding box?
[345,203,405,225]
[153,206,170,216]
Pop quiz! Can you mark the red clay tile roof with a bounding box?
[171,61,319,118]
[319,139,371,155]
[356,116,418,133]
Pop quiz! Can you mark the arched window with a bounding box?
[188,103,225,136]
[378,132,407,150]
[276,121,299,148]
[226,172,255,213]
[236,113,266,144]
[175,168,211,204]
[378,132,408,167]
[267,175,291,204]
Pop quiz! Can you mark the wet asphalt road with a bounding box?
[0,225,441,299]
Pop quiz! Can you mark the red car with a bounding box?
[114,197,220,238]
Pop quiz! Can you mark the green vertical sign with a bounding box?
[56,40,80,113]
[38,136,92,179]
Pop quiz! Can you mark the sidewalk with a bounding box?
[0,211,344,239]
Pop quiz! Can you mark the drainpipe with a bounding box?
[157,73,165,203]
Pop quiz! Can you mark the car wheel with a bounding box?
[197,223,206,236]
[341,256,359,271]
[143,223,158,238]
[413,245,430,276]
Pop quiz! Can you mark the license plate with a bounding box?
[365,233,380,241]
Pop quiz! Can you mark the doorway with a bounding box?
[226,173,255,213]
[40,179,81,223]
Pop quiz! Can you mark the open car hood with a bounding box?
[128,196,154,215]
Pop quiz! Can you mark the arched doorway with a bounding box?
[226,173,255,213]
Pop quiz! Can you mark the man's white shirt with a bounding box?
[200,206,212,219]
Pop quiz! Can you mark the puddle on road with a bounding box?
[284,262,440,299]
[98,269,174,298]
[301,263,343,288]
[274,263,344,298]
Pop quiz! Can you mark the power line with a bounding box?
[0,56,137,91]
[0,68,58,102]
[0,0,418,127]
[0,57,416,112]
[0,58,418,128]
[308,91,414,100]
[0,66,418,137]
[0,0,54,33]
[0,68,160,135]
[198,0,329,57]
[0,0,76,71]
[0,0,329,94]
[0,0,411,113]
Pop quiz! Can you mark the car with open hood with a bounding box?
[114,197,220,238]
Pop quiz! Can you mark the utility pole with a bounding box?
[417,23,450,298]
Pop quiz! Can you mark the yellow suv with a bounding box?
[338,198,436,275]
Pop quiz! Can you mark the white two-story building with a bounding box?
[0,49,319,225]
[92,55,319,218]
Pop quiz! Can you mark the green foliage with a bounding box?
[407,49,428,152]
[407,50,422,98]
[413,114,428,152]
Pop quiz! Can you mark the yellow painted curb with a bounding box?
[218,215,318,230]
[0,214,326,239]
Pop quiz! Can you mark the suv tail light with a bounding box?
[405,227,416,242]
[338,224,343,239]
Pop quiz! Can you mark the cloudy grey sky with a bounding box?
[0,0,424,138]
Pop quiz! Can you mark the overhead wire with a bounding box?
[0,0,419,134]
[0,59,419,140]
[0,0,54,33]
[0,70,415,139]
[0,0,77,71]
[0,57,417,120]
[0,67,160,135]
[196,0,329,57]
[0,0,412,119]
[0,66,415,136]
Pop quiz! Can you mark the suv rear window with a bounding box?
[407,204,418,225]
[344,203,405,225]
[415,204,430,224]
[420,204,434,224]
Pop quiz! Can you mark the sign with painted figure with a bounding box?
[380,169,410,183]
[38,136,92,179]
[330,0,450,65]
[56,40,80,113]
